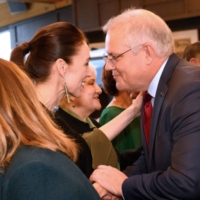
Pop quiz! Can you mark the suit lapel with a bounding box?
[148,54,180,168]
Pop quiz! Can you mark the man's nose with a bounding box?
[105,61,115,71]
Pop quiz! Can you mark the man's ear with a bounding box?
[55,58,69,78]
[144,44,154,65]
[189,57,198,65]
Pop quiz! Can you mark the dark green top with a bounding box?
[2,144,100,200]
[100,106,142,153]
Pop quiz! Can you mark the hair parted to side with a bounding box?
[101,66,118,96]
[102,8,174,57]
[10,22,87,83]
[182,41,200,61]
[0,58,78,172]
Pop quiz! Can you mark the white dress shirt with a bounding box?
[148,58,169,106]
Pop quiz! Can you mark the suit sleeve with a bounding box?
[122,81,200,199]
[123,151,147,176]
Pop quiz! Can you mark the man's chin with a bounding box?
[116,83,127,91]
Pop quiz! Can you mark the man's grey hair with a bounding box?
[103,8,174,57]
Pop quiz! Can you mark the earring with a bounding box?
[72,103,75,108]
[64,82,70,103]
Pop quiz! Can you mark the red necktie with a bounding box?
[143,91,152,150]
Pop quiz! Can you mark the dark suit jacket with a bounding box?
[122,54,200,199]
[2,144,100,200]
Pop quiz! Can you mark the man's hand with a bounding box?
[90,165,127,197]
[93,182,122,200]
[93,182,108,198]
[102,193,123,200]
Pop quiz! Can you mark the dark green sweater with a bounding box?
[2,144,100,200]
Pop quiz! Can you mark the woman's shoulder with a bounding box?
[5,145,73,177]
[101,106,124,115]
[3,145,100,200]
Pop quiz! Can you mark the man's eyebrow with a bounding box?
[104,52,114,56]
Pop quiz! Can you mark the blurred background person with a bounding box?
[57,63,102,134]
[57,63,118,170]
[0,58,100,200]
[100,67,142,154]
[10,22,143,178]
[182,41,200,66]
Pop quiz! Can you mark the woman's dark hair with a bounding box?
[101,66,118,96]
[10,22,87,83]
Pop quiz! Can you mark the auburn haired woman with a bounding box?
[0,58,100,200]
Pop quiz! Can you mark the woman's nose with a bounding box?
[95,84,102,94]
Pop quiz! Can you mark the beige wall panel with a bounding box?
[144,0,185,20]
[144,0,174,6]
[187,0,200,13]
[55,0,71,8]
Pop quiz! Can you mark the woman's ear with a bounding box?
[55,58,68,78]
[144,44,154,65]
[69,95,75,102]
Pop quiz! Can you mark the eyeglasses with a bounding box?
[103,44,142,66]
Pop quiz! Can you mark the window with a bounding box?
[90,48,105,86]
[0,29,11,61]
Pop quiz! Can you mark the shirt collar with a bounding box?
[148,58,169,98]
[60,106,96,128]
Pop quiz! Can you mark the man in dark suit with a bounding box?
[90,8,200,199]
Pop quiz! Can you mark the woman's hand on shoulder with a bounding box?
[130,91,144,117]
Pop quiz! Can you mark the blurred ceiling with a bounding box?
[0,0,63,3]
[0,0,6,4]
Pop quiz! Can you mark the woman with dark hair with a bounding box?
[10,22,95,178]
[0,58,100,200]
[100,67,142,153]
[10,22,143,180]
